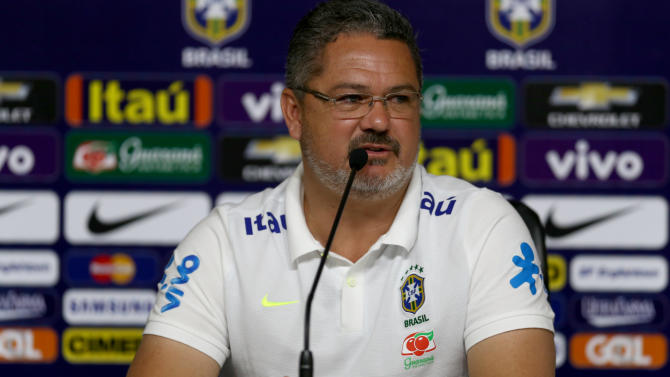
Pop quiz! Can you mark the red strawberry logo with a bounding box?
[401,330,436,356]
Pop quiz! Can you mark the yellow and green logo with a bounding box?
[62,328,143,364]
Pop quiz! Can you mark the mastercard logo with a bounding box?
[89,253,136,285]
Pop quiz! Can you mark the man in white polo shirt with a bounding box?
[127,1,555,376]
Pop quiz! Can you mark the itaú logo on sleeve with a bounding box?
[571,255,668,293]
[0,327,58,363]
[63,289,155,325]
[570,333,667,369]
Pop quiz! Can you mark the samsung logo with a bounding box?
[63,289,155,325]
[0,290,47,321]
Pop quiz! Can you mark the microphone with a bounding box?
[299,148,368,377]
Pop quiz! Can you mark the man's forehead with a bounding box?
[309,34,419,91]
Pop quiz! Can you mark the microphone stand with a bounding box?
[299,149,368,377]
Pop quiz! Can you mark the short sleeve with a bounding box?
[463,191,554,351]
[143,210,230,366]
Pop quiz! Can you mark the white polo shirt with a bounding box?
[144,164,554,377]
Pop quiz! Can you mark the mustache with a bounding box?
[348,133,401,156]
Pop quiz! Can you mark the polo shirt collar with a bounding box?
[286,164,422,263]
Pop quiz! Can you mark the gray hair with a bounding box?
[285,0,423,94]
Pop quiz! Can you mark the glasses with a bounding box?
[294,87,423,119]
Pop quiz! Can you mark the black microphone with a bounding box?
[299,148,368,377]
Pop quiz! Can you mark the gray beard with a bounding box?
[302,138,415,201]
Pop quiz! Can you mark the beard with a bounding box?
[301,129,416,200]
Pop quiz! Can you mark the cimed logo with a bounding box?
[159,254,200,312]
[509,242,540,295]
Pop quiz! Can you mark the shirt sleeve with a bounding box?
[463,190,555,351]
[143,210,230,367]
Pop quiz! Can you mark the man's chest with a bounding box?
[224,240,471,376]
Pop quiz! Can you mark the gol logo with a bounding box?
[0,327,58,363]
[62,327,142,364]
[570,333,667,369]
[89,253,136,285]
[401,330,436,356]
[547,254,566,292]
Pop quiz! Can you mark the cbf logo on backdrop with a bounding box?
[486,0,556,70]
[181,0,252,68]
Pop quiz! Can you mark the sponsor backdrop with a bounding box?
[0,1,668,375]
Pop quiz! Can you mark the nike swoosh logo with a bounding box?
[261,294,299,307]
[0,199,31,216]
[87,202,176,234]
[545,205,635,238]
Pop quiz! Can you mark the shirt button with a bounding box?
[346,277,357,287]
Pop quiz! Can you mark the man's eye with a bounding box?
[388,94,411,104]
[335,94,368,104]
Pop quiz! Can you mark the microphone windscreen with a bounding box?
[349,148,368,171]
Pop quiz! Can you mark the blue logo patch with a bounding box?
[159,254,200,313]
[401,274,426,314]
[510,242,540,295]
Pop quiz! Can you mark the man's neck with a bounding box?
[302,168,410,263]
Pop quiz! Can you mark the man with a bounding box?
[127,1,555,376]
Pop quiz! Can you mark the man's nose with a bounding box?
[360,98,391,132]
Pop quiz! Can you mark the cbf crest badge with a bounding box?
[486,0,555,49]
[182,0,251,46]
[401,271,425,314]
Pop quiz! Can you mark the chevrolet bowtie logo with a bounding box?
[244,136,301,164]
[0,79,31,104]
[549,82,638,110]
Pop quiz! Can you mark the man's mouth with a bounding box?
[361,144,391,153]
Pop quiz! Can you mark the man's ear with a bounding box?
[281,88,303,140]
